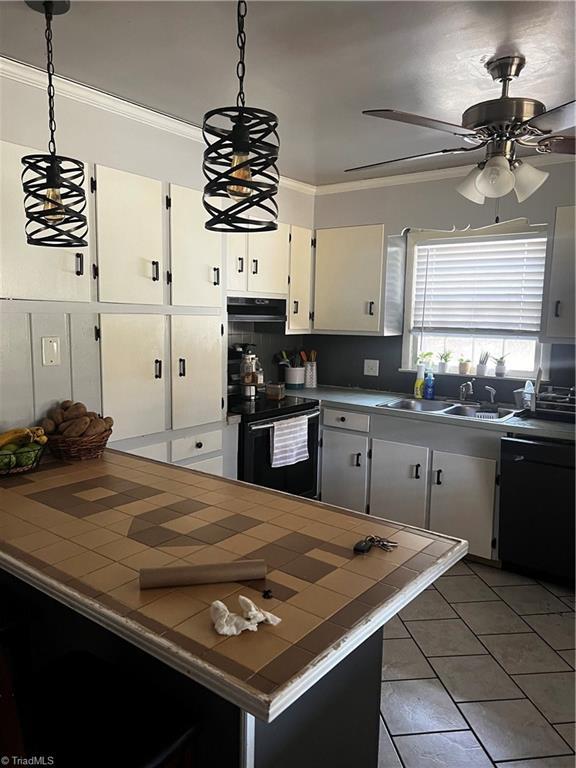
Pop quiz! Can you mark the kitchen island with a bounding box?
[0,450,466,767]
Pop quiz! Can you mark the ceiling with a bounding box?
[1,1,574,185]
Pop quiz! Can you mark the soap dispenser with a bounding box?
[414,364,426,399]
[424,370,436,400]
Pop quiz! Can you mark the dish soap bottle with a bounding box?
[424,370,435,400]
[414,364,426,399]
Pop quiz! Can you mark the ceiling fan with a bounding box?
[346,55,576,203]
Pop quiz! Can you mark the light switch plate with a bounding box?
[364,359,379,376]
[41,336,61,366]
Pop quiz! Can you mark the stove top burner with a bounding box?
[227,395,320,423]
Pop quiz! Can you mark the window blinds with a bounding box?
[412,235,547,335]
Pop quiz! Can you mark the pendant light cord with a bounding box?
[44,2,57,156]
[236,0,247,108]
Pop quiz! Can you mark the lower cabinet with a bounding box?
[321,430,369,513]
[429,451,496,559]
[178,455,224,477]
[127,443,169,462]
[370,439,429,527]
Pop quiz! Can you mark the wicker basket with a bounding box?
[47,429,112,461]
[0,444,45,476]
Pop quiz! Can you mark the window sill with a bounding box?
[398,368,550,383]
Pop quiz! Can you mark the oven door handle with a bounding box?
[248,410,321,431]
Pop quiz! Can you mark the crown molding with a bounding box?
[1,56,572,200]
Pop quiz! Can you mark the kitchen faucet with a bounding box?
[459,379,475,401]
[485,386,497,404]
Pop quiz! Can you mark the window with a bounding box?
[402,225,548,378]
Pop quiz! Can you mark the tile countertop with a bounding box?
[0,450,466,722]
[297,386,576,441]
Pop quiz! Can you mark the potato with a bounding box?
[58,420,71,433]
[41,418,56,435]
[60,400,74,410]
[63,403,87,421]
[62,416,91,437]
[103,416,114,429]
[83,418,108,437]
[86,411,99,419]
[48,407,65,426]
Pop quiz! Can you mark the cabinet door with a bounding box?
[314,225,384,332]
[321,430,369,513]
[429,451,495,559]
[171,315,223,429]
[226,233,248,293]
[370,439,429,527]
[544,205,575,340]
[0,140,92,302]
[247,223,290,294]
[288,225,313,331]
[96,166,164,304]
[100,315,166,441]
[170,185,223,307]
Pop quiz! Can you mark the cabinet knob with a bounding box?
[178,358,186,377]
[75,252,84,277]
[238,256,244,273]
[213,267,221,286]
[252,259,259,275]
[152,260,160,282]
[154,359,162,379]
[339,416,346,422]
[293,300,299,314]
[195,441,203,449]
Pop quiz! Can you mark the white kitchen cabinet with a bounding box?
[226,233,248,293]
[247,223,290,294]
[0,140,92,302]
[321,429,369,513]
[541,205,575,342]
[180,455,224,477]
[429,451,496,559]
[171,315,223,430]
[100,314,166,441]
[170,185,223,307]
[370,439,430,527]
[288,225,313,332]
[128,443,169,462]
[96,166,164,304]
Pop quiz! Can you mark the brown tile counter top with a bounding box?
[0,450,467,722]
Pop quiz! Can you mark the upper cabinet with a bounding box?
[313,225,404,335]
[226,233,248,293]
[288,225,314,332]
[225,223,290,295]
[96,165,164,305]
[541,205,575,343]
[169,185,223,307]
[0,140,92,302]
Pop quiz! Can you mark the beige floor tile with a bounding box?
[82,562,137,592]
[71,528,121,549]
[57,550,113,578]
[139,592,205,627]
[193,506,232,523]
[266,603,323,643]
[1,518,40,539]
[121,548,179,570]
[184,547,237,565]
[390,530,434,552]
[175,608,227,649]
[267,569,310,593]
[75,488,118,502]
[178,582,241,603]
[163,516,210,534]
[113,499,158,516]
[288,584,350,618]
[317,569,376,598]
[247,523,292,543]
[108,579,175,609]
[307,548,349,567]
[33,539,87,565]
[86,509,130,527]
[51,519,99,538]
[342,555,398,580]
[9,530,62,553]
[242,505,284,522]
[218,534,266,556]
[273,513,310,531]
[216,628,291,671]
[95,537,149,561]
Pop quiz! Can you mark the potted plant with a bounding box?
[458,356,472,375]
[476,351,489,376]
[437,351,452,374]
[491,354,510,378]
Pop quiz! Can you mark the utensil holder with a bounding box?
[476,363,487,377]
[304,362,317,388]
[285,367,305,389]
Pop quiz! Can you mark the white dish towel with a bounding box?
[270,415,309,468]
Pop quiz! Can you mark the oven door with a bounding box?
[239,411,319,498]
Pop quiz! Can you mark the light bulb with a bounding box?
[513,161,549,203]
[43,186,65,223]
[227,152,253,201]
[474,156,515,198]
[456,166,485,204]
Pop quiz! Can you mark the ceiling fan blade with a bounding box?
[524,100,576,135]
[538,136,576,155]
[363,109,478,137]
[345,145,482,173]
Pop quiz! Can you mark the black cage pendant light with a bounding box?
[202,0,279,233]
[21,1,88,247]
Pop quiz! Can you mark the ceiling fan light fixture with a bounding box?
[513,161,550,203]
[456,166,485,204]
[474,155,516,198]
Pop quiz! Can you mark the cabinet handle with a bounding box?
[75,252,84,276]
[178,358,186,377]
[195,441,204,449]
[152,261,160,282]
[252,259,259,275]
[154,359,163,379]
[435,469,443,485]
[554,300,561,318]
[293,300,299,315]
[338,416,346,422]
[354,452,362,467]
[414,463,421,480]
[368,301,375,316]
[213,267,221,286]
[238,256,244,273]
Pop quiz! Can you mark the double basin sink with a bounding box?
[379,398,517,422]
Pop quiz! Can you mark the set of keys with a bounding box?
[353,535,399,554]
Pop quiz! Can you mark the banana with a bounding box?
[0,428,33,449]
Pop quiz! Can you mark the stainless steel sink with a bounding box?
[443,404,516,421]
[380,398,454,412]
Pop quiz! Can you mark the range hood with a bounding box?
[227,297,287,323]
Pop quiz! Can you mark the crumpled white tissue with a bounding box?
[210,595,282,637]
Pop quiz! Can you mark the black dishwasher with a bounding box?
[499,437,575,585]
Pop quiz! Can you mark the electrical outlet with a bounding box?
[364,359,379,377]
[41,336,61,366]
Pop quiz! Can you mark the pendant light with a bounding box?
[202,0,280,233]
[21,1,88,247]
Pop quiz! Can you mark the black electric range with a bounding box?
[228,395,320,423]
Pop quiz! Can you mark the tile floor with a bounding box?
[379,560,575,767]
